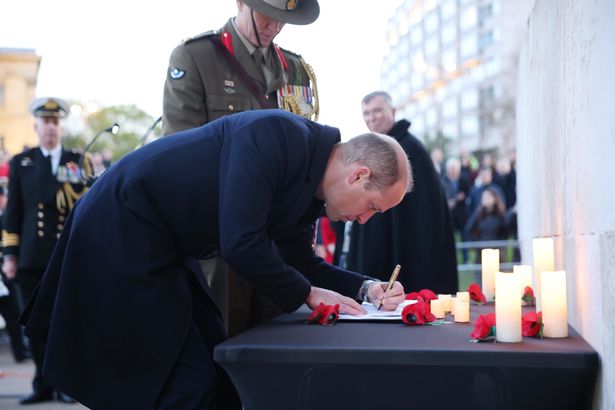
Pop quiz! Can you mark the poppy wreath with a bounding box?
[306,303,340,325]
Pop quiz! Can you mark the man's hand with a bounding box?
[367,281,405,311]
[2,257,17,280]
[306,286,367,315]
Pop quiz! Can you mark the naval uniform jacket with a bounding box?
[162,19,314,135]
[2,146,86,270]
[21,110,368,409]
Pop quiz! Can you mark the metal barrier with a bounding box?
[456,239,521,284]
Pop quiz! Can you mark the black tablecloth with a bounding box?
[214,303,599,410]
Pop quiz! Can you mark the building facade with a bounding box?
[0,48,41,155]
[381,0,533,155]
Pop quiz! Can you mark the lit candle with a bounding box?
[481,249,499,301]
[438,294,452,312]
[513,265,533,297]
[456,291,469,304]
[453,299,469,322]
[532,237,554,311]
[450,296,457,316]
[541,270,568,338]
[495,271,522,342]
[430,299,445,319]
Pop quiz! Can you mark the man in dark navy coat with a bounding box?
[21,109,411,409]
[2,97,86,405]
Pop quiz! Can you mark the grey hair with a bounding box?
[338,133,413,193]
[361,91,394,107]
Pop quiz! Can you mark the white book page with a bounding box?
[338,300,417,321]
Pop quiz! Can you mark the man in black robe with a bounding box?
[335,91,458,293]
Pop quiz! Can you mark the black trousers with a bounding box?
[0,273,29,361]
[17,268,51,394]
[154,264,241,410]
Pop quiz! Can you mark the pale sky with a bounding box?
[2,0,402,139]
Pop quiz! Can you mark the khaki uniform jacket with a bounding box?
[162,19,316,135]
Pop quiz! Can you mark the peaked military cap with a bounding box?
[28,97,70,118]
[242,0,319,25]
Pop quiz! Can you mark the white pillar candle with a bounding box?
[513,265,533,297]
[495,271,522,343]
[541,270,568,338]
[481,249,499,301]
[438,294,452,312]
[532,237,554,311]
[450,296,457,316]
[456,291,469,304]
[430,299,445,319]
[453,299,469,322]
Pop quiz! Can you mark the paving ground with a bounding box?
[0,341,87,409]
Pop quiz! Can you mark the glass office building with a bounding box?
[382,0,533,154]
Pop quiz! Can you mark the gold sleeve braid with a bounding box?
[278,57,319,122]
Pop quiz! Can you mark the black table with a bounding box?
[214,304,599,410]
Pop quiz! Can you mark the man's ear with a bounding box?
[347,165,371,185]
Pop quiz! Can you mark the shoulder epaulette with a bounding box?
[182,30,219,45]
[277,45,302,59]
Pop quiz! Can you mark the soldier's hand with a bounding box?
[2,257,17,280]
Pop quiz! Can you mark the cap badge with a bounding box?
[286,0,297,11]
[43,99,59,110]
[170,67,186,80]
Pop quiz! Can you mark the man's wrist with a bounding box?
[357,280,376,303]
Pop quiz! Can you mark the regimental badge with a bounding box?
[20,157,33,167]
[56,162,82,184]
[224,79,236,94]
[169,67,186,80]
[286,0,297,11]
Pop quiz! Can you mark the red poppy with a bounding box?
[470,312,496,340]
[307,303,340,325]
[522,311,543,337]
[402,299,436,326]
[467,283,487,305]
[522,286,536,306]
[405,291,419,300]
[418,289,438,302]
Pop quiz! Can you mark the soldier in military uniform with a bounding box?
[1,97,88,405]
[162,0,320,337]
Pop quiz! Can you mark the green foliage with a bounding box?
[85,105,160,161]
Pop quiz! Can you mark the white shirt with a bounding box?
[39,144,62,175]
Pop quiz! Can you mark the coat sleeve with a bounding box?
[217,118,313,312]
[162,44,209,135]
[2,156,23,258]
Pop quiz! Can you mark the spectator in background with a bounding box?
[101,148,114,169]
[0,149,10,184]
[467,166,506,217]
[441,157,470,262]
[0,185,32,364]
[336,91,458,294]
[459,149,478,187]
[90,152,107,177]
[494,157,516,209]
[464,187,508,260]
[430,147,444,175]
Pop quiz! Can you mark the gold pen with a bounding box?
[377,264,401,311]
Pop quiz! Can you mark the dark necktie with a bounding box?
[44,154,52,175]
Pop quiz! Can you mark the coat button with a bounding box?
[38,203,44,209]
[59,215,65,222]
[38,212,44,218]
[37,221,44,228]
[38,230,44,237]
[57,224,63,230]
[56,233,61,239]
[228,104,234,111]
[265,94,270,100]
